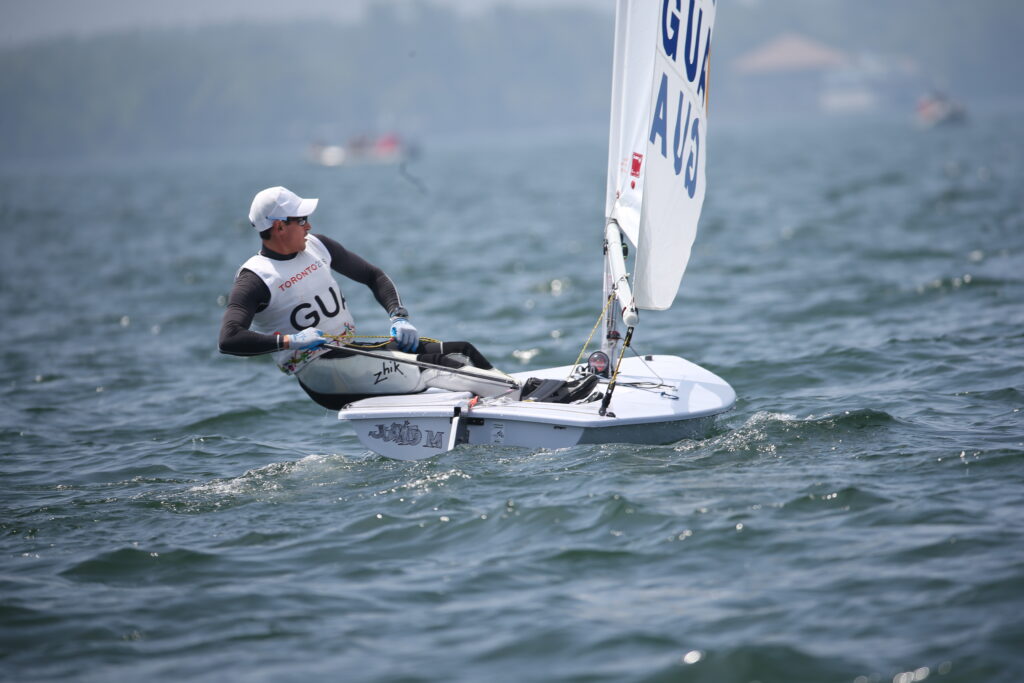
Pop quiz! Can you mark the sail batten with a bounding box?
[605,0,715,312]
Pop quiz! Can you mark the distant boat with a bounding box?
[916,91,967,127]
[307,134,417,166]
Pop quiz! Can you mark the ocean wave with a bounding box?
[60,546,219,585]
[677,409,897,461]
[782,485,893,512]
[185,452,357,500]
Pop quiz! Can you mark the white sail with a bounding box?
[605,0,716,311]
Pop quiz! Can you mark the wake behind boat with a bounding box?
[339,0,735,460]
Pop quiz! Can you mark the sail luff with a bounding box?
[604,0,628,229]
[605,0,659,248]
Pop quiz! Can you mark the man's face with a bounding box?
[278,216,310,253]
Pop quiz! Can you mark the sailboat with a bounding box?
[336,0,734,460]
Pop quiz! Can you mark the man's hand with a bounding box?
[288,328,327,350]
[390,318,419,352]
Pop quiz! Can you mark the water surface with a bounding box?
[2,112,1023,682]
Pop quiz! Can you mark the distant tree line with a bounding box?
[0,0,1020,160]
[0,4,613,160]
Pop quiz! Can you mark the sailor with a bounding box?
[219,186,515,409]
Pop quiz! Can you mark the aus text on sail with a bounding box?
[649,0,712,199]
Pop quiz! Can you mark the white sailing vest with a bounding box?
[240,235,356,374]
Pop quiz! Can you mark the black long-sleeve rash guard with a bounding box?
[218,234,408,356]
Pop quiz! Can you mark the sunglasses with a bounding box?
[269,216,309,226]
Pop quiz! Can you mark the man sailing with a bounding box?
[218,186,516,409]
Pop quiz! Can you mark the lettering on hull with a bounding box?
[368,421,444,449]
[491,422,505,444]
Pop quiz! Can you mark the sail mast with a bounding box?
[601,0,657,359]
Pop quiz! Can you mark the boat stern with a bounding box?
[338,392,475,460]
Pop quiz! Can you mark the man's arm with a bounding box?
[218,269,285,355]
[316,234,408,318]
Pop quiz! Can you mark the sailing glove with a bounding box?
[390,318,419,352]
[289,328,327,350]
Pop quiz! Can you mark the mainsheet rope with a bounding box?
[325,333,442,349]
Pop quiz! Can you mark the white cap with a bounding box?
[248,186,319,232]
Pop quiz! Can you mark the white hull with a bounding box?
[338,355,735,460]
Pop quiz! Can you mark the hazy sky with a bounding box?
[1,0,607,47]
